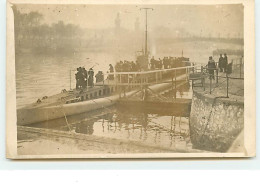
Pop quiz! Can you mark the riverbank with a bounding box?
[189,69,244,153]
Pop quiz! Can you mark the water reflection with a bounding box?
[27,81,193,150]
[66,108,192,150]
[75,120,94,135]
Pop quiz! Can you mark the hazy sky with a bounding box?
[16,4,244,37]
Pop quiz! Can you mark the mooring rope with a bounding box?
[58,101,72,131]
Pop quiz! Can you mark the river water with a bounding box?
[29,103,193,152]
[15,41,242,108]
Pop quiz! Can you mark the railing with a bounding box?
[106,66,196,88]
[191,58,244,98]
[206,73,244,98]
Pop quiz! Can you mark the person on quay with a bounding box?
[223,53,228,73]
[218,54,224,72]
[208,56,216,80]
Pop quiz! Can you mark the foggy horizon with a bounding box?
[15,4,244,38]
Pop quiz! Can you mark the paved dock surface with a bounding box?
[17,126,204,155]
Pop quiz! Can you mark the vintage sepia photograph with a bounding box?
[6,0,255,158]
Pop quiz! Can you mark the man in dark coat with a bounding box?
[208,56,216,80]
[88,68,94,87]
[108,64,114,80]
[75,68,80,89]
[95,71,104,83]
[75,67,84,89]
[218,54,224,72]
[223,53,228,73]
[82,67,88,88]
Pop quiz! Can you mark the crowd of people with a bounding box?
[113,56,188,73]
[150,56,188,70]
[207,53,229,80]
[75,56,191,89]
[75,64,115,90]
[75,67,104,89]
[218,53,228,72]
[114,60,140,72]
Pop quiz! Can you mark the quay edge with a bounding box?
[189,90,244,153]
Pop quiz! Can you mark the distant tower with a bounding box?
[115,13,121,34]
[135,18,140,32]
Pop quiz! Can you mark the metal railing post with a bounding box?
[185,67,187,81]
[203,76,205,91]
[216,68,218,84]
[226,73,229,98]
[175,69,177,99]
[210,76,212,94]
[240,57,242,78]
[171,74,174,102]
[114,71,117,89]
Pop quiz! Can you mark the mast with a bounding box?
[140,8,153,56]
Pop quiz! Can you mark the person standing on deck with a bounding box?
[95,71,104,83]
[158,58,163,69]
[218,54,224,72]
[150,56,155,69]
[75,68,80,89]
[208,56,216,80]
[79,67,85,89]
[88,68,94,87]
[82,67,88,88]
[223,53,228,73]
[76,67,84,89]
[108,64,114,80]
